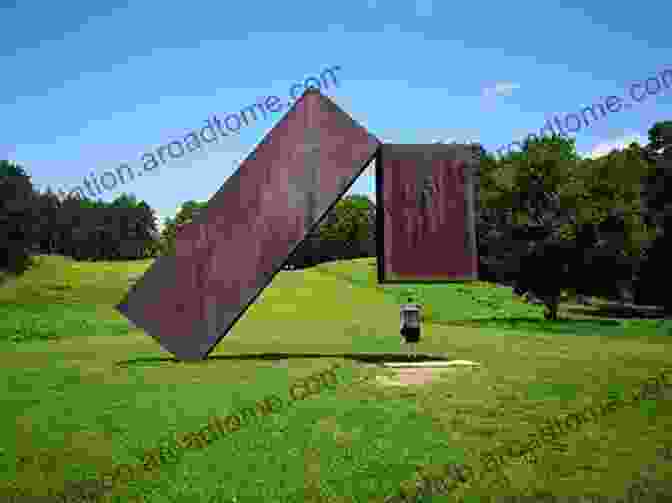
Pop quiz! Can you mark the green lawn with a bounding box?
[1,255,671,502]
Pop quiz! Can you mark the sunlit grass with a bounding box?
[0,255,670,502]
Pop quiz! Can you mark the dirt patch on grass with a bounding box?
[376,366,477,386]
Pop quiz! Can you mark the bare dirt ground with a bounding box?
[374,361,482,386]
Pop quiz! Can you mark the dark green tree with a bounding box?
[288,194,376,268]
[481,135,584,319]
[481,133,653,317]
[159,200,208,256]
[634,120,672,311]
[0,160,39,273]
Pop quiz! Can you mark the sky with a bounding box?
[2,0,671,230]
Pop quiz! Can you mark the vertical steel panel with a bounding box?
[376,144,480,283]
[116,89,380,360]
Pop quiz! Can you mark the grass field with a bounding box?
[1,255,671,502]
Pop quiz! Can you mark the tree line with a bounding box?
[157,194,376,268]
[0,158,375,274]
[0,160,160,271]
[1,120,670,315]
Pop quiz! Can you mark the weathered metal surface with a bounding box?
[117,88,380,360]
[376,144,480,283]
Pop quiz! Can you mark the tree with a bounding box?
[567,143,653,304]
[33,187,62,255]
[641,121,672,228]
[0,160,39,273]
[634,121,672,311]
[646,120,672,159]
[288,194,376,268]
[635,230,672,311]
[159,200,208,256]
[319,194,376,259]
[30,190,161,261]
[481,134,584,319]
[479,130,661,315]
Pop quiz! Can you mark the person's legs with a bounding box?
[408,327,418,358]
[542,294,559,320]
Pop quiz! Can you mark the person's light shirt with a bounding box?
[400,304,421,329]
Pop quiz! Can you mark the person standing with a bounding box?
[400,297,422,358]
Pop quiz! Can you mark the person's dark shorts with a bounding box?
[401,326,420,343]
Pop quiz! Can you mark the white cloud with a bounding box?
[483,82,521,99]
[586,133,647,159]
[433,137,481,146]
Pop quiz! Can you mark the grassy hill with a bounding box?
[0,255,671,502]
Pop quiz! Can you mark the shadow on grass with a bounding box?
[427,317,628,336]
[115,352,451,368]
[566,304,669,320]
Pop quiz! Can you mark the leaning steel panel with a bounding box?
[116,88,380,360]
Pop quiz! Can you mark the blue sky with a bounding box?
[2,0,671,229]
